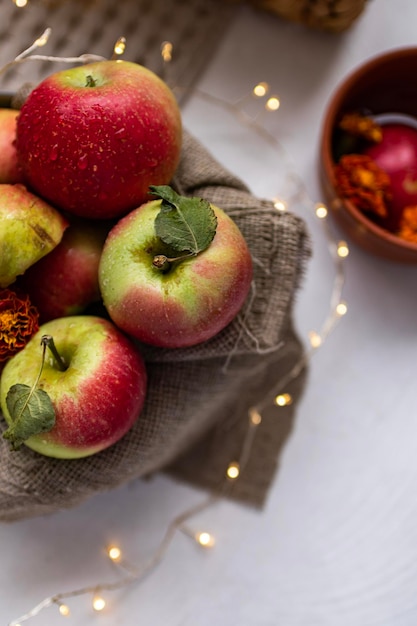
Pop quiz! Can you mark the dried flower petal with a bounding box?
[397,205,417,244]
[339,112,383,143]
[334,154,392,218]
[0,288,39,363]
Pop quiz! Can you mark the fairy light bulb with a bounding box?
[226,462,240,480]
[161,41,173,62]
[92,596,106,612]
[249,407,262,426]
[195,532,215,548]
[273,198,287,212]
[113,37,126,56]
[315,203,328,219]
[275,393,292,407]
[108,545,122,562]
[337,241,349,258]
[308,330,322,348]
[34,29,50,47]
[266,96,280,111]
[336,301,348,316]
[14,0,28,7]
[253,81,269,97]
[58,604,70,617]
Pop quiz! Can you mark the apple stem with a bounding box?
[152,252,195,272]
[41,334,67,371]
[85,74,97,88]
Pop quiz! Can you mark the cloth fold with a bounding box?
[0,130,310,522]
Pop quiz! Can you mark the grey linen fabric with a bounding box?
[0,130,310,521]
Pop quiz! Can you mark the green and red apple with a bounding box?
[0,315,147,458]
[0,183,68,288]
[15,60,182,220]
[0,109,23,184]
[18,218,109,322]
[98,186,253,348]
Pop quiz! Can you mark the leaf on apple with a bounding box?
[150,185,217,256]
[3,384,55,451]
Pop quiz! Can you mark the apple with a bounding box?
[98,189,253,348]
[18,218,109,323]
[0,315,147,458]
[0,109,23,184]
[0,183,68,288]
[15,60,182,220]
[364,123,417,227]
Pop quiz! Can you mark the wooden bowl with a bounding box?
[320,47,417,263]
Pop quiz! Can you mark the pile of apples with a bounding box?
[0,60,253,460]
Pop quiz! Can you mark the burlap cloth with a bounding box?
[0,130,311,522]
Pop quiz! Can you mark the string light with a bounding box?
[161,41,173,63]
[336,301,348,316]
[112,37,126,57]
[58,604,70,617]
[33,31,49,48]
[107,546,122,562]
[273,198,287,212]
[92,596,106,612]
[13,0,28,6]
[226,462,240,480]
[5,34,349,625]
[275,393,293,407]
[308,330,322,348]
[315,203,328,219]
[337,240,350,258]
[253,81,269,97]
[249,407,262,426]
[0,29,106,82]
[195,532,216,548]
[265,96,280,111]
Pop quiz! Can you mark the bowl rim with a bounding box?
[320,46,417,253]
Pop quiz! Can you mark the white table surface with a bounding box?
[2,2,417,625]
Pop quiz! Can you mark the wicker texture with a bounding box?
[250,0,368,31]
[1,0,235,96]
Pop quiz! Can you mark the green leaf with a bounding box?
[150,185,217,256]
[3,384,55,451]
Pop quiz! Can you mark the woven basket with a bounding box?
[249,0,368,32]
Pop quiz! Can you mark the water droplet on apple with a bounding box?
[77,154,88,170]
[49,144,59,161]
[114,127,127,138]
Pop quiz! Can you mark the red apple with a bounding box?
[98,189,253,348]
[364,123,417,226]
[0,183,68,288]
[15,60,182,220]
[0,315,147,458]
[0,109,23,184]
[18,218,109,322]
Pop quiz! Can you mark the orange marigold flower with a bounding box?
[0,288,39,363]
[339,112,383,143]
[397,205,417,244]
[334,154,392,218]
